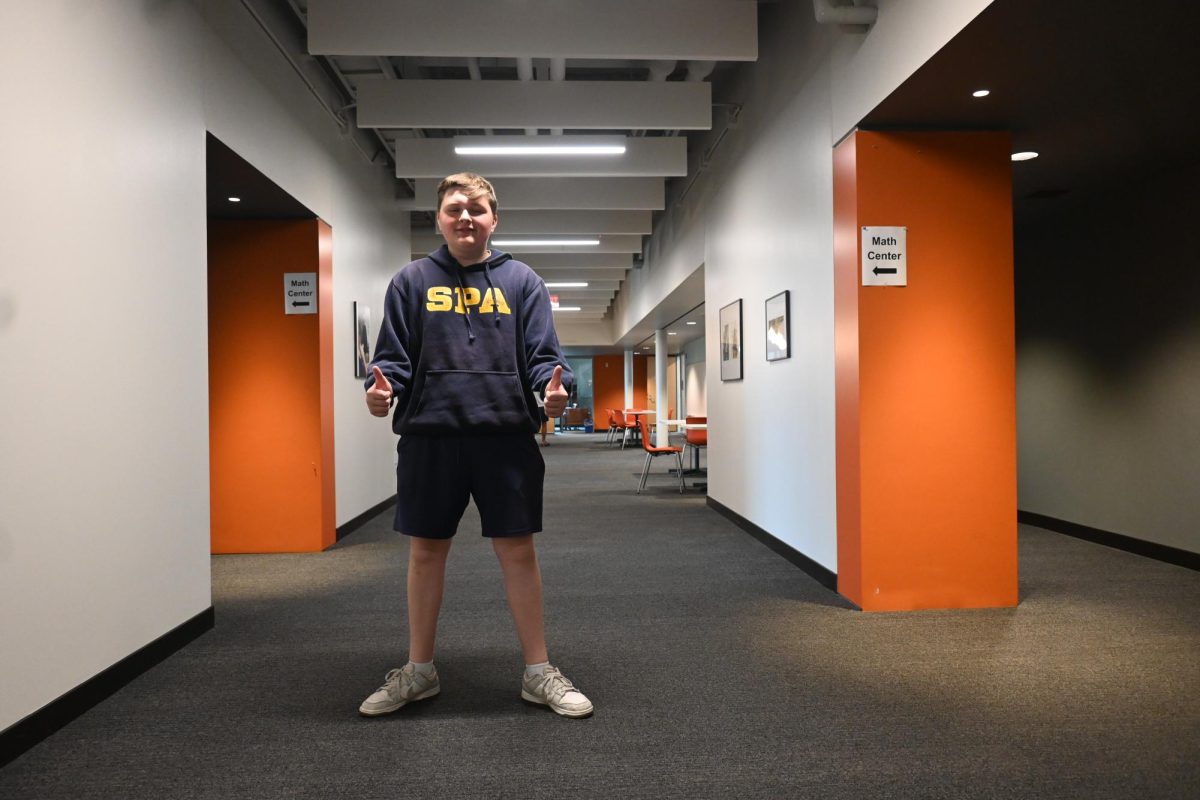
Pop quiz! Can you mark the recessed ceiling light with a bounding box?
[972,89,990,98]
[492,239,600,247]
[668,332,678,336]
[545,281,589,288]
[686,321,697,325]
[1011,151,1039,161]
[227,196,241,202]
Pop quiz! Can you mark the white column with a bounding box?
[655,329,668,444]
[677,352,686,420]
[623,349,634,409]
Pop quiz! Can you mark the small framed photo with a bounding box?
[354,302,371,378]
[765,290,790,362]
[720,299,743,381]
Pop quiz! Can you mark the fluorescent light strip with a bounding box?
[455,145,625,156]
[552,306,582,311]
[493,239,599,247]
[1011,151,1039,161]
[545,282,589,288]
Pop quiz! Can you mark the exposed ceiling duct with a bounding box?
[549,58,567,135]
[516,57,538,135]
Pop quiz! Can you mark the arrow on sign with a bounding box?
[292,301,311,307]
[872,266,898,275]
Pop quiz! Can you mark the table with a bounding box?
[660,420,707,476]
[622,409,655,447]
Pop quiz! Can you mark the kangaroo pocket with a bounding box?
[408,370,531,430]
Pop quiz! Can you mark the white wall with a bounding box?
[0,0,407,731]
[683,335,707,416]
[1016,164,1200,555]
[199,1,408,527]
[634,0,993,571]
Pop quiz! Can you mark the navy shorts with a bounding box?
[394,433,545,539]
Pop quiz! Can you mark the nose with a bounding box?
[458,208,470,221]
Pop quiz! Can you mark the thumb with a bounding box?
[370,365,391,393]
[546,365,563,392]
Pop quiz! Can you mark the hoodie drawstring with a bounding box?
[454,267,476,343]
[483,262,501,327]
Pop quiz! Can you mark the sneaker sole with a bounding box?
[520,689,593,718]
[358,685,440,717]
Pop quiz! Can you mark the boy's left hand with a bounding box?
[543,365,568,418]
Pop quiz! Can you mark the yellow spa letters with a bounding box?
[426,286,511,315]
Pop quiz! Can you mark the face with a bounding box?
[437,188,497,258]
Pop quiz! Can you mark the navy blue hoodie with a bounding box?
[366,245,573,436]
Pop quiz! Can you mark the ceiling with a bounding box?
[207,133,317,219]
[267,0,760,323]
[208,0,1197,342]
[862,0,1200,226]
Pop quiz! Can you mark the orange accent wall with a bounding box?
[834,131,1017,611]
[592,354,648,429]
[208,219,336,553]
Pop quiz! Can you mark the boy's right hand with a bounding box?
[366,365,393,417]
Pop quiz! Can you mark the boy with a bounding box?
[360,172,592,719]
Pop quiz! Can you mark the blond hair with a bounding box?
[436,172,498,213]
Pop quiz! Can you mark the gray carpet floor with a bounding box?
[2,432,1198,799]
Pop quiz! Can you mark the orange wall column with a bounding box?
[592,354,649,429]
[833,131,1017,611]
[208,219,336,553]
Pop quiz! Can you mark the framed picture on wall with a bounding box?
[765,290,790,362]
[720,299,743,381]
[354,301,371,378]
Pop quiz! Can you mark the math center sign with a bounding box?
[861,226,907,287]
[284,273,317,315]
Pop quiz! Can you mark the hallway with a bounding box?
[2,433,1197,799]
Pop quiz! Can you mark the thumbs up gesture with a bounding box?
[542,365,568,418]
[366,365,394,417]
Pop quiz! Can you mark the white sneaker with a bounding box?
[521,665,593,718]
[359,663,440,716]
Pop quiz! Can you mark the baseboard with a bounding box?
[707,497,839,592]
[336,494,397,542]
[1018,510,1199,572]
[0,606,215,769]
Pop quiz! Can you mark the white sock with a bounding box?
[409,660,435,675]
[525,661,550,678]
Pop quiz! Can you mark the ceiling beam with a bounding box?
[496,211,652,235]
[531,269,630,282]
[357,79,710,130]
[516,253,632,270]
[399,177,665,211]
[392,137,687,178]
[308,0,757,61]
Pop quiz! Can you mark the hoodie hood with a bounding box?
[428,244,512,273]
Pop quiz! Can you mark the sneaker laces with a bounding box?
[377,667,405,694]
[537,668,577,703]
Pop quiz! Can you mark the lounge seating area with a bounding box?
[592,408,707,493]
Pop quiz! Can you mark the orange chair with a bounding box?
[606,409,630,447]
[682,415,707,472]
[636,417,684,494]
